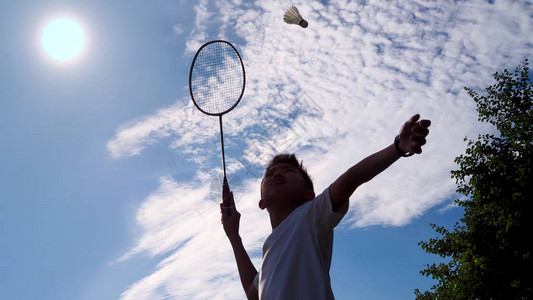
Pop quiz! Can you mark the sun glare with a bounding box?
[41,17,86,62]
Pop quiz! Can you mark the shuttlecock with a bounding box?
[283,6,308,28]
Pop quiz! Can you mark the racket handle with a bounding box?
[222,176,232,215]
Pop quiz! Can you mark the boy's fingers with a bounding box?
[411,135,427,145]
[220,205,230,219]
[400,115,430,155]
[412,125,429,136]
[419,119,431,127]
[410,145,423,154]
[220,201,236,215]
[407,114,420,126]
[400,114,421,138]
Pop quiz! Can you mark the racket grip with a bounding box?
[222,177,232,215]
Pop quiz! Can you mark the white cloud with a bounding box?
[110,0,533,298]
[119,176,269,300]
[173,24,184,36]
[185,0,213,55]
[106,100,222,161]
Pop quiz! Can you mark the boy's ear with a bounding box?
[304,190,315,201]
[259,199,267,210]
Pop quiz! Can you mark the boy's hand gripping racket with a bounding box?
[189,40,245,211]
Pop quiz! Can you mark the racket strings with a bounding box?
[190,42,244,115]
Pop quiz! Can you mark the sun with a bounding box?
[41,17,86,62]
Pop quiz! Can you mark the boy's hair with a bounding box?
[265,153,314,192]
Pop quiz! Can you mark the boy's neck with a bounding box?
[269,208,294,229]
[268,198,308,229]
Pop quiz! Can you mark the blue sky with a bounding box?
[1,0,531,299]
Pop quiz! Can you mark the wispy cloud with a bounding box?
[109,0,533,298]
[173,25,184,36]
[119,176,269,300]
[106,101,221,161]
[185,0,213,55]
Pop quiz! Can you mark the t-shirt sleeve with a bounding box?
[308,187,345,229]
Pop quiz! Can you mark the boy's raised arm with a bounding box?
[221,184,259,300]
[329,114,431,212]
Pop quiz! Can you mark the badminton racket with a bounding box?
[189,40,245,210]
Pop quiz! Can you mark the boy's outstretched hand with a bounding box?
[398,114,431,154]
[221,179,240,241]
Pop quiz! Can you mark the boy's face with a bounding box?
[259,163,314,210]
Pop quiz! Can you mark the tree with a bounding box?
[415,60,533,300]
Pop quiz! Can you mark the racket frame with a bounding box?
[188,40,245,208]
[189,40,246,117]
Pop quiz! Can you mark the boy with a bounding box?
[221,114,431,299]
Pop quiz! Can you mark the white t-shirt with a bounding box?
[255,188,345,300]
